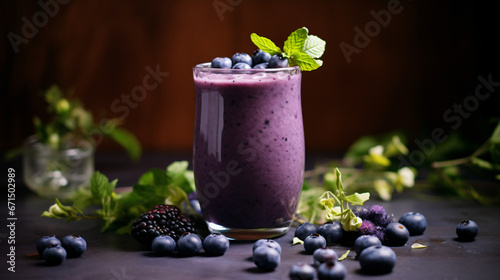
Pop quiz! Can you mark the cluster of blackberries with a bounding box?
[131,204,197,246]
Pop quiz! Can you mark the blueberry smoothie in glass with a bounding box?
[192,63,304,239]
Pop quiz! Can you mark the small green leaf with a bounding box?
[490,121,500,144]
[303,34,326,59]
[137,168,169,188]
[250,33,282,55]
[91,171,115,200]
[470,157,494,170]
[343,192,370,205]
[411,243,428,249]
[490,143,500,165]
[283,27,308,56]
[292,237,304,245]
[335,168,344,193]
[290,51,321,71]
[167,161,196,194]
[384,135,409,157]
[106,127,142,161]
[338,250,350,261]
[364,151,391,166]
[167,161,190,177]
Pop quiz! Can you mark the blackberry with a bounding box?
[131,204,196,246]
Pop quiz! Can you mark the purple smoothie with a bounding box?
[192,63,304,237]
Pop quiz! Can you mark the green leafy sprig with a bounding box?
[297,133,415,225]
[317,168,370,232]
[7,85,141,161]
[431,120,500,204]
[42,161,197,234]
[251,27,326,71]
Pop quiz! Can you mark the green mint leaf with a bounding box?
[164,184,189,207]
[90,171,116,200]
[250,33,282,55]
[167,161,196,194]
[166,161,189,177]
[137,168,169,188]
[303,35,326,59]
[290,51,322,71]
[343,192,370,205]
[283,27,309,56]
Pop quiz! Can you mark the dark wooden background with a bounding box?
[2,0,498,156]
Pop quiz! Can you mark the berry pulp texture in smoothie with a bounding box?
[193,65,305,230]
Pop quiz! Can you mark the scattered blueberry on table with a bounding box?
[456,219,479,241]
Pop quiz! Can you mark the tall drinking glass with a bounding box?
[192,63,304,240]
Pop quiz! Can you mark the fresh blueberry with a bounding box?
[36,235,61,256]
[289,262,316,280]
[358,245,396,275]
[203,233,229,256]
[186,192,202,214]
[304,233,327,254]
[232,62,252,69]
[268,54,289,68]
[353,235,381,256]
[317,260,347,280]
[384,222,409,246]
[252,49,272,65]
[253,245,280,271]
[211,57,232,68]
[456,219,478,241]
[295,222,318,241]
[176,233,202,256]
[151,235,176,256]
[313,247,338,266]
[253,63,268,69]
[252,239,281,254]
[318,221,343,245]
[61,235,87,258]
[399,212,427,236]
[42,245,67,266]
[231,53,253,67]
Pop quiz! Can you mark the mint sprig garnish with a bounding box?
[251,27,326,71]
[41,161,198,234]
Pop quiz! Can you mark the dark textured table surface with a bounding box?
[1,153,500,280]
